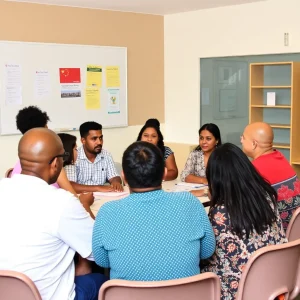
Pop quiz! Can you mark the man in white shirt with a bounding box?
[0,128,107,300]
[69,121,123,193]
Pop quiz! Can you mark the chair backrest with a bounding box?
[5,168,13,178]
[0,270,41,300]
[286,207,300,242]
[236,239,300,300]
[99,273,220,300]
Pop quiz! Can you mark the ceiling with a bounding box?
[6,0,268,15]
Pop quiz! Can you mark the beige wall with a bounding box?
[0,0,164,175]
[166,142,196,175]
[164,0,300,145]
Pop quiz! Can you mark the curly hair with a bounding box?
[16,106,50,134]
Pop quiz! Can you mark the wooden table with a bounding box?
[91,180,210,216]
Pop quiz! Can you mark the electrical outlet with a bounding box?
[284,33,289,46]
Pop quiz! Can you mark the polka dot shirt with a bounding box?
[92,190,215,281]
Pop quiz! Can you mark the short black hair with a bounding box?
[16,106,50,134]
[58,133,77,166]
[122,141,164,188]
[79,121,102,138]
[136,119,165,155]
[206,143,277,238]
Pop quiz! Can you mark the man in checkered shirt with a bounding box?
[67,121,123,193]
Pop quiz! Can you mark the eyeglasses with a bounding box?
[48,152,70,165]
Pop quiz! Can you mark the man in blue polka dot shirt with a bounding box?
[92,141,215,281]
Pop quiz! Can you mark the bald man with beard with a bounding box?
[0,128,107,300]
[241,122,300,230]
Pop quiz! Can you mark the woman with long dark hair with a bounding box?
[58,133,78,182]
[137,119,178,181]
[202,143,287,299]
[181,123,221,184]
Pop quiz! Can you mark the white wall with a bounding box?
[164,0,300,144]
[0,124,165,176]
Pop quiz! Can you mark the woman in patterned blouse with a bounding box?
[137,119,178,181]
[202,143,287,300]
[181,123,221,184]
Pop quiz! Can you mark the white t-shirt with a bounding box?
[0,174,94,300]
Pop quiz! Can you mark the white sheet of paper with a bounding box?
[172,186,205,193]
[93,191,129,198]
[107,89,120,114]
[5,86,22,105]
[5,64,22,86]
[4,64,22,105]
[34,70,51,100]
[267,92,276,106]
[175,182,206,188]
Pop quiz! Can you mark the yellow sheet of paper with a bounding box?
[106,66,120,87]
[85,88,100,110]
[87,65,102,88]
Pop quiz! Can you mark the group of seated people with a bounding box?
[0,105,299,300]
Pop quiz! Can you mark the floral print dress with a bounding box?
[180,150,205,181]
[274,176,300,230]
[202,204,287,300]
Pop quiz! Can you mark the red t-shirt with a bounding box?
[252,150,296,185]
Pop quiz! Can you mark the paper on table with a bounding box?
[175,182,206,188]
[170,185,206,193]
[93,191,129,198]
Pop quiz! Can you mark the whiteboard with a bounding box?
[0,41,127,135]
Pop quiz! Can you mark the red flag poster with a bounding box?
[59,68,81,83]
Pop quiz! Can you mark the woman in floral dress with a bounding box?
[202,143,287,300]
[181,123,222,185]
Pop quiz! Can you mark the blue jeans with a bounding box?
[74,273,108,300]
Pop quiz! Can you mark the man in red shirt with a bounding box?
[241,122,300,230]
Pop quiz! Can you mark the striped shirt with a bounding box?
[75,146,119,185]
[164,146,173,161]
